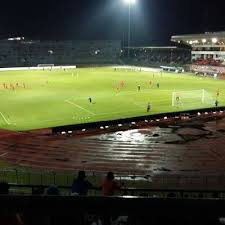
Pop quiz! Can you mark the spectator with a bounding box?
[102,172,121,196]
[0,182,23,225]
[0,181,10,194]
[46,185,60,195]
[71,171,93,196]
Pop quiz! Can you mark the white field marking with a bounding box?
[65,100,96,115]
[0,152,8,157]
[0,112,11,125]
[67,90,172,101]
[133,102,146,109]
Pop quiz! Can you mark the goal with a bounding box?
[172,89,214,107]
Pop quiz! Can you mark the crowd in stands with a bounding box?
[193,58,224,67]
[122,48,191,66]
[0,39,121,67]
[1,171,225,225]
[0,171,123,225]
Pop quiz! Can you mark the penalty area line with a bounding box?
[0,112,11,125]
[133,102,146,109]
[65,100,96,115]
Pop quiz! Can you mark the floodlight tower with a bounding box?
[124,0,136,58]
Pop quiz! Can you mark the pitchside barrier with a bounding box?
[0,65,77,72]
[1,169,225,191]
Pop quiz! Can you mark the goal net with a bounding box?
[172,89,214,107]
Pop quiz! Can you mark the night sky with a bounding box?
[0,0,224,45]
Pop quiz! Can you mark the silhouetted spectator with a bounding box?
[102,172,121,196]
[71,171,93,196]
[0,182,23,225]
[46,185,60,195]
[0,181,10,194]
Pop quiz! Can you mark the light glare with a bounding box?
[124,0,136,4]
[202,39,207,43]
[212,38,218,44]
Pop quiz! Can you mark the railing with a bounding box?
[1,169,225,190]
[6,183,225,200]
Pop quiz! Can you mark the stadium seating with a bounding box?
[193,59,223,66]
[0,39,121,67]
[123,48,191,66]
[0,193,224,225]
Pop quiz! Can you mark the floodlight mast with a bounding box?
[124,0,136,58]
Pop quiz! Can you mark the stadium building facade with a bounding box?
[171,31,225,75]
[0,38,121,67]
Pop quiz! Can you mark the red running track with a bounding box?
[0,118,225,179]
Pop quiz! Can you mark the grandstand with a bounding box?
[122,46,191,67]
[1,34,225,225]
[0,38,121,67]
[171,31,225,75]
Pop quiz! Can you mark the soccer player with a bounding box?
[149,80,152,86]
[120,81,125,88]
[216,89,220,98]
[147,103,151,113]
[116,86,120,93]
[215,99,219,108]
[137,85,141,92]
[176,95,180,107]
[88,97,92,104]
[157,83,160,89]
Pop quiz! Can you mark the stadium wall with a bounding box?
[191,65,225,74]
[0,66,76,72]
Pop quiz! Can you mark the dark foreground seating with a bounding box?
[0,195,225,225]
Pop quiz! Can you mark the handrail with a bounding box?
[7,183,225,197]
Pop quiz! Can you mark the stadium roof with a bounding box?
[124,46,186,50]
[125,46,176,49]
[171,31,225,45]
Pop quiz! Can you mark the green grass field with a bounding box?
[0,67,225,131]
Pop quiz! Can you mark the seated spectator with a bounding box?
[71,171,93,196]
[46,185,60,195]
[102,172,121,196]
[0,181,23,225]
[0,181,10,194]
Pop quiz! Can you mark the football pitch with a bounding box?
[0,67,225,131]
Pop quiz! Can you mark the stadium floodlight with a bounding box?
[124,0,137,58]
[124,0,136,4]
[202,39,207,43]
[212,38,218,44]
